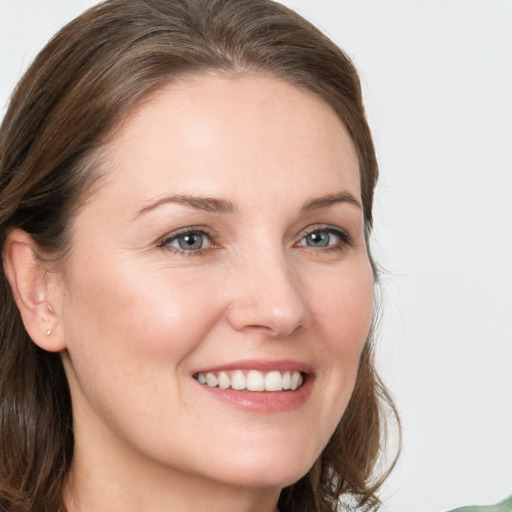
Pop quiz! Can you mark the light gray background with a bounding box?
[1,1,511,511]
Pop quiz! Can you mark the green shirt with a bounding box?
[448,496,512,512]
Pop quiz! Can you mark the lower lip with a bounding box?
[196,376,315,413]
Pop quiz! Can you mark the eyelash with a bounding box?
[158,225,351,257]
[157,227,214,257]
[295,225,352,253]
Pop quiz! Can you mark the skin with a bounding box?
[9,74,375,512]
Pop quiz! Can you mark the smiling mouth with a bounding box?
[193,369,305,392]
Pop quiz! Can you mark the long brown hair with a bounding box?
[0,1,399,510]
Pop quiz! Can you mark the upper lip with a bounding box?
[193,359,314,375]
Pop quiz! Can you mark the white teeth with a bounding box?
[231,370,246,390]
[218,371,230,389]
[290,371,300,390]
[205,372,218,387]
[264,371,283,392]
[282,371,291,390]
[246,370,265,391]
[195,369,304,392]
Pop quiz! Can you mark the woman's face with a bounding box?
[56,74,374,492]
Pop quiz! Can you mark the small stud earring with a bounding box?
[46,328,52,336]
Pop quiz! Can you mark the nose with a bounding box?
[225,249,313,338]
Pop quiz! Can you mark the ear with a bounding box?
[3,228,66,352]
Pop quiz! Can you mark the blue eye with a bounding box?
[297,228,348,249]
[161,230,212,252]
[304,231,331,247]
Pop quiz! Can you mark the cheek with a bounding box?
[312,262,374,357]
[69,259,215,339]
[60,255,227,393]
[287,261,374,466]
[60,256,228,450]
[309,261,374,408]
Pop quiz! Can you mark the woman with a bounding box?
[0,1,398,511]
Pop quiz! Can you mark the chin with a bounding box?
[217,464,311,490]
[200,440,319,490]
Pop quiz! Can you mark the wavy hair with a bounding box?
[0,1,399,510]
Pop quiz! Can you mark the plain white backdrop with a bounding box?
[1,1,511,511]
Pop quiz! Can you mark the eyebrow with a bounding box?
[135,190,361,218]
[135,194,237,218]
[300,191,362,212]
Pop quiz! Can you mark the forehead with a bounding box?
[97,73,361,208]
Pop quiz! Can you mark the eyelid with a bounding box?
[157,226,217,255]
[295,224,352,248]
[156,223,351,257]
